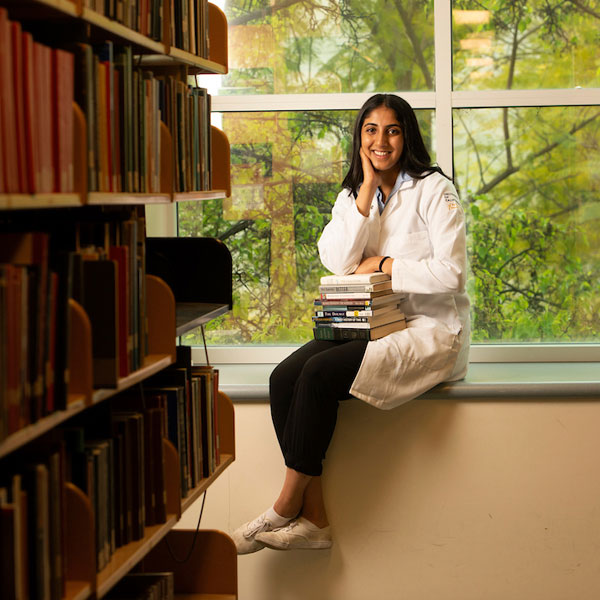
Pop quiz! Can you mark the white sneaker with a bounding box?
[232,513,279,555]
[255,517,333,551]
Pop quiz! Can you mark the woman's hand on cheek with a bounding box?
[360,148,379,187]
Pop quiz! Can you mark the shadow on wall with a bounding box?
[255,398,461,600]
[246,397,600,600]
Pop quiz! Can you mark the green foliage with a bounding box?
[467,196,599,341]
[179,0,600,346]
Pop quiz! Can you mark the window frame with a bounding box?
[172,0,600,364]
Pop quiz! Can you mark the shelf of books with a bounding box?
[0,0,230,209]
[1,0,237,597]
[80,7,165,54]
[0,270,176,458]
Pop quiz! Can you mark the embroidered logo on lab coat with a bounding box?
[444,192,458,211]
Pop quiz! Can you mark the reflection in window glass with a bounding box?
[454,106,600,341]
[453,1,600,90]
[178,109,435,345]
[220,0,435,95]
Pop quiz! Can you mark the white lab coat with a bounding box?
[318,171,470,409]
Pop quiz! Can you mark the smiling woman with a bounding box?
[230,92,470,555]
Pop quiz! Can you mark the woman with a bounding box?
[232,93,470,553]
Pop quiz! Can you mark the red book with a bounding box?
[0,8,20,193]
[0,232,50,424]
[11,21,27,192]
[34,41,54,193]
[22,32,40,193]
[51,48,75,192]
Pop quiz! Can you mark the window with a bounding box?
[178,0,600,357]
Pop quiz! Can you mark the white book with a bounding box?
[320,272,390,285]
[319,281,392,293]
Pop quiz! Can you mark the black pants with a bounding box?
[269,339,368,476]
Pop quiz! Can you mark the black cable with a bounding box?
[165,490,208,564]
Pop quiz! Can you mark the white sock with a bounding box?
[265,506,291,527]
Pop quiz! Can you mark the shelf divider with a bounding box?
[64,482,96,597]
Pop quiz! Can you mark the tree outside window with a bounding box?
[178,0,600,345]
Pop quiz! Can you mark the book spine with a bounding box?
[320,292,385,300]
[318,284,386,293]
[315,309,380,317]
[312,327,370,341]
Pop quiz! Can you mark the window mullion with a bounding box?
[434,0,454,177]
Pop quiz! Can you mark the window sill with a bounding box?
[216,362,600,401]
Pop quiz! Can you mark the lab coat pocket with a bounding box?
[387,230,430,261]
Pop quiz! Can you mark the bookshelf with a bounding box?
[0,1,237,599]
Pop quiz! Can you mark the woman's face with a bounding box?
[360,105,404,174]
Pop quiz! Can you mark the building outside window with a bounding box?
[177,0,600,359]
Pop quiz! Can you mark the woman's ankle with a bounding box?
[273,499,301,520]
[300,508,329,529]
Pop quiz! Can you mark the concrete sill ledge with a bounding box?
[219,362,600,401]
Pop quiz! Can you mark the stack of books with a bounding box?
[313,272,406,341]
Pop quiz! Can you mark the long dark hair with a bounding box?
[342,94,450,197]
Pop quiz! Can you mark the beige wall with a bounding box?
[177,397,600,600]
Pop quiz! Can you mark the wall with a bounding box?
[177,396,600,600]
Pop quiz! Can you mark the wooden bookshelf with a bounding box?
[0,0,79,19]
[86,192,172,206]
[0,276,175,458]
[0,0,236,597]
[80,7,165,53]
[140,529,237,599]
[0,193,81,210]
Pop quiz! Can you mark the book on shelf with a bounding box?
[116,389,168,526]
[0,9,76,195]
[82,0,164,42]
[0,474,29,600]
[110,412,145,542]
[171,0,209,58]
[84,438,112,570]
[52,48,75,193]
[108,245,131,378]
[313,272,406,342]
[82,258,119,388]
[142,348,221,499]
[0,8,19,194]
[24,462,51,600]
[2,444,69,600]
[105,571,175,600]
[0,232,51,430]
[177,345,220,473]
